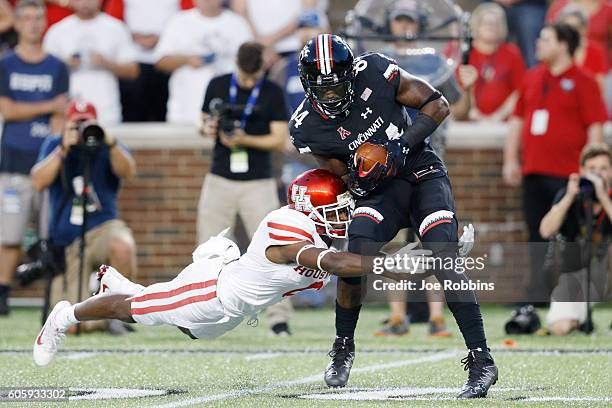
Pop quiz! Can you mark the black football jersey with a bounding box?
[290,52,444,180]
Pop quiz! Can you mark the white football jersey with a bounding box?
[217,207,331,318]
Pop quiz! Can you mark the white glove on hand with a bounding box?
[381,242,434,274]
[458,224,475,257]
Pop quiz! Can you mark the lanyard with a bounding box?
[229,73,263,130]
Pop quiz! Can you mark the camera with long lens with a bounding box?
[209,99,247,137]
[504,304,541,334]
[74,120,105,153]
[15,240,65,286]
[579,177,599,203]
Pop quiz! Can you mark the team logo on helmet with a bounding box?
[290,185,313,212]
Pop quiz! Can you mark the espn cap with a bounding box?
[65,99,97,121]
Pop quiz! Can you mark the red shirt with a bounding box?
[581,39,609,75]
[467,43,526,115]
[513,64,608,177]
[547,0,612,65]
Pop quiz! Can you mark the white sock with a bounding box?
[56,304,79,330]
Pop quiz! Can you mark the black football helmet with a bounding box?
[298,34,355,116]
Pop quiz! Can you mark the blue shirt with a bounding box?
[37,137,122,246]
[0,51,69,174]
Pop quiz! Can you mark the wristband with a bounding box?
[295,244,316,265]
[316,248,337,271]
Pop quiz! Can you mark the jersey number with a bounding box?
[291,100,309,129]
[282,281,324,297]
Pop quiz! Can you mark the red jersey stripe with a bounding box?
[132,280,217,303]
[132,292,217,315]
[421,219,452,236]
[268,233,305,242]
[267,222,314,243]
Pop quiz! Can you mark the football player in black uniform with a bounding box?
[290,34,498,398]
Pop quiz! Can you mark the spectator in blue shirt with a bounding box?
[0,0,68,316]
[31,99,137,333]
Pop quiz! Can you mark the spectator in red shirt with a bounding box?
[466,2,527,121]
[547,0,612,65]
[503,22,608,299]
[556,4,609,95]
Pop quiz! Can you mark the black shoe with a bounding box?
[271,322,292,336]
[457,349,498,398]
[0,294,9,316]
[324,337,355,387]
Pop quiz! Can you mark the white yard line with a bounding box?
[154,350,458,408]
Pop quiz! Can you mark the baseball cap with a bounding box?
[389,0,420,21]
[65,99,97,121]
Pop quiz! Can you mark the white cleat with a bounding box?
[33,301,70,367]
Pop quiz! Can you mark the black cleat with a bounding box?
[324,337,355,387]
[457,349,498,398]
[271,322,292,336]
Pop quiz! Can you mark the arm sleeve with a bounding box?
[265,210,318,246]
[509,45,527,90]
[201,77,220,114]
[361,52,401,97]
[36,137,59,163]
[115,22,138,64]
[153,17,180,61]
[577,75,608,126]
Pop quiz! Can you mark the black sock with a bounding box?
[0,285,10,298]
[447,302,488,351]
[335,301,361,339]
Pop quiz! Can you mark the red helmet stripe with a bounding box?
[315,35,321,71]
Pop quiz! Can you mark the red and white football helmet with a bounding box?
[287,169,354,239]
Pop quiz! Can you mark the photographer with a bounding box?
[31,99,137,334]
[539,143,612,335]
[198,41,290,335]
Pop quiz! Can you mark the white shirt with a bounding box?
[122,0,183,64]
[246,0,302,54]
[218,207,331,318]
[154,9,253,124]
[43,13,137,125]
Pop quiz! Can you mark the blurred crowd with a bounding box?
[0,0,611,337]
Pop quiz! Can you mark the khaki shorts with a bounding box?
[0,173,48,245]
[51,219,135,305]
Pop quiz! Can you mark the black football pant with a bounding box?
[522,174,568,301]
[337,173,487,350]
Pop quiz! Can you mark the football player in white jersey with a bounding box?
[33,169,436,367]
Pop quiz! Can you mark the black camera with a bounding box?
[209,99,247,136]
[75,120,105,153]
[504,304,541,334]
[579,177,599,203]
[16,240,65,286]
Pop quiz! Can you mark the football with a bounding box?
[354,142,389,172]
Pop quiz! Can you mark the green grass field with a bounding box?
[1,304,611,407]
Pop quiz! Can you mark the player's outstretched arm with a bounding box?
[266,241,431,279]
[395,69,450,150]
